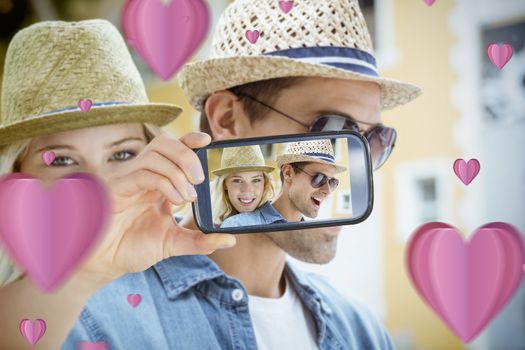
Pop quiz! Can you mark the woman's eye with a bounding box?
[253,178,262,183]
[232,179,242,184]
[111,150,136,162]
[51,156,75,167]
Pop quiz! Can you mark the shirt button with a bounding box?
[321,301,333,315]
[231,289,244,302]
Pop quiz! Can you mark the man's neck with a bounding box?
[272,192,302,222]
[209,233,286,298]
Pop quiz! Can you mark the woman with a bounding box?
[210,145,276,227]
[0,19,235,349]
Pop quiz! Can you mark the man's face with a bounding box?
[285,162,337,219]
[210,76,381,263]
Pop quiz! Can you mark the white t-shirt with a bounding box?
[248,275,319,350]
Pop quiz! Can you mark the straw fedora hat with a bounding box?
[178,0,422,112]
[0,20,182,146]
[212,145,275,176]
[276,139,347,174]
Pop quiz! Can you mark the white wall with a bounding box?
[449,0,525,349]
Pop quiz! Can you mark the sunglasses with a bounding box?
[292,165,339,191]
[231,89,397,171]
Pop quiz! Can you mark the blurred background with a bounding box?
[0,0,524,349]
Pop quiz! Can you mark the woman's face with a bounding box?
[224,171,265,213]
[19,123,148,183]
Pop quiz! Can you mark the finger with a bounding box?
[132,150,198,202]
[194,233,237,252]
[167,227,236,256]
[148,133,207,184]
[178,132,211,149]
[112,169,185,206]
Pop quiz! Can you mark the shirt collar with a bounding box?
[153,255,224,299]
[260,201,287,223]
[284,261,329,343]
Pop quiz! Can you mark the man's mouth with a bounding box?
[311,196,323,208]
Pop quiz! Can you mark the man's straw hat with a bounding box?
[212,145,275,176]
[0,20,182,146]
[178,0,422,112]
[276,139,347,174]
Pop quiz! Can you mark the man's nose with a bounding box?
[320,181,332,194]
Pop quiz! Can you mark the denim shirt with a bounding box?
[220,201,288,228]
[62,255,394,350]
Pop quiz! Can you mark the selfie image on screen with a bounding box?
[207,138,352,229]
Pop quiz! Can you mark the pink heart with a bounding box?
[0,173,110,292]
[453,158,480,185]
[19,319,46,346]
[121,0,210,81]
[78,341,109,350]
[406,222,525,342]
[487,43,513,70]
[423,0,436,5]
[127,293,142,307]
[245,30,260,44]
[279,1,293,14]
[41,151,56,166]
[78,99,93,113]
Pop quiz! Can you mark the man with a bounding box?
[64,0,421,348]
[221,139,346,227]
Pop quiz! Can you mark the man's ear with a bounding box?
[204,90,251,140]
[281,164,295,184]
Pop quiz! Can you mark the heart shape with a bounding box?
[78,341,109,350]
[406,222,525,342]
[127,293,142,307]
[245,30,260,44]
[423,0,436,6]
[121,0,210,80]
[19,319,46,346]
[279,1,293,14]
[41,151,56,166]
[78,99,93,113]
[487,43,514,70]
[0,173,110,292]
[453,158,480,185]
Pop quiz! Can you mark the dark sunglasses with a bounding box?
[231,89,397,171]
[292,165,339,191]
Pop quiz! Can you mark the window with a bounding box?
[395,159,453,243]
[336,190,353,215]
[415,177,438,222]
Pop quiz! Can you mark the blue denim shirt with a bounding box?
[63,255,394,349]
[221,201,288,228]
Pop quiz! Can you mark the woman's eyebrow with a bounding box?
[106,137,146,147]
[35,145,74,154]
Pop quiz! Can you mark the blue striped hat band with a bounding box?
[303,152,336,164]
[264,46,378,77]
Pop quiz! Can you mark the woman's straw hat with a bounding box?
[178,0,422,112]
[276,139,347,174]
[0,20,182,146]
[212,145,275,176]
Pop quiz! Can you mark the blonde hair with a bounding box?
[212,171,275,226]
[0,123,161,288]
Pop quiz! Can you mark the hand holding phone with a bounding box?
[192,131,374,234]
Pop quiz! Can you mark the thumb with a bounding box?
[166,226,236,257]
